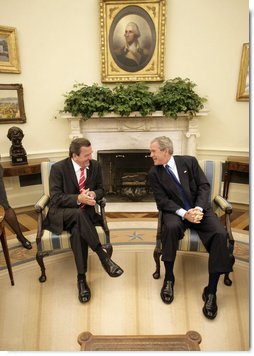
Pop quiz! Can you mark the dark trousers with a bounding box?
[63,208,101,274]
[161,209,233,274]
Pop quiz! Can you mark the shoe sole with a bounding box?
[105,269,124,277]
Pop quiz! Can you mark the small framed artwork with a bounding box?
[236,43,249,102]
[100,0,166,82]
[0,25,21,74]
[0,84,26,123]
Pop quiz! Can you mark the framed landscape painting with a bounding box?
[100,0,166,82]
[0,84,26,123]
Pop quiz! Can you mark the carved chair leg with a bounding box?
[223,251,235,286]
[36,252,47,283]
[153,247,162,279]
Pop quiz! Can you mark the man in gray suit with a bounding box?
[148,136,232,319]
[44,138,123,303]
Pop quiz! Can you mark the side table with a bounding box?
[223,156,249,200]
[1,158,48,177]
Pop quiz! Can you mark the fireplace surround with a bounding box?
[64,111,208,202]
[65,111,207,156]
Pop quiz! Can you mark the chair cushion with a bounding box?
[178,229,207,252]
[37,226,106,253]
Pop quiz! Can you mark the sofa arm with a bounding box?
[34,194,50,213]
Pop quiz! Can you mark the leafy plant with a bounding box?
[61,78,207,120]
[62,83,113,119]
[112,82,155,117]
[153,77,207,118]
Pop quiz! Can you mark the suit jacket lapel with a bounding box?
[174,156,192,199]
[66,158,79,190]
[159,165,183,203]
[85,162,92,188]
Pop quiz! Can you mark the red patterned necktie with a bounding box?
[79,168,85,208]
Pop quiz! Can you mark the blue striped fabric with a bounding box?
[178,160,223,253]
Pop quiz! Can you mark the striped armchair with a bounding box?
[152,160,235,286]
[34,161,112,283]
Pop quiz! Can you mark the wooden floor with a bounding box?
[0,204,249,351]
[0,246,249,351]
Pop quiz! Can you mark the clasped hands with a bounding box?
[78,188,96,206]
[184,207,204,224]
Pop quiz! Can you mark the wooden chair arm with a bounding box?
[98,197,106,208]
[213,195,234,243]
[34,194,50,213]
[213,195,232,214]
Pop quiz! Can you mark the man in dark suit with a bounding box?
[148,136,232,320]
[44,138,123,303]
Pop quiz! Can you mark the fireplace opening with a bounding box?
[97,149,154,202]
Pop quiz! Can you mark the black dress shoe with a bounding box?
[77,279,91,303]
[202,287,218,319]
[17,236,32,250]
[101,257,124,277]
[160,280,174,304]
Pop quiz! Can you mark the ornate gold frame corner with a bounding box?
[100,0,166,82]
[236,43,249,102]
[0,25,21,74]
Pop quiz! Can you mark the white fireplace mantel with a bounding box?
[63,110,208,157]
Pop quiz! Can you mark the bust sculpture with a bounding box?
[7,126,28,165]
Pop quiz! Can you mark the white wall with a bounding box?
[0,0,249,206]
[0,0,249,158]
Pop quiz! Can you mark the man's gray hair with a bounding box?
[151,136,174,154]
[125,22,141,38]
[69,137,91,157]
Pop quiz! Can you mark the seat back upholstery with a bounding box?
[198,160,223,203]
[177,159,223,252]
[41,161,53,197]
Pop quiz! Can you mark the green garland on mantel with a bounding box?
[61,77,207,120]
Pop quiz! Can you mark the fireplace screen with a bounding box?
[97,149,154,202]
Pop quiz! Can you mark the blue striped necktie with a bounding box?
[165,165,191,210]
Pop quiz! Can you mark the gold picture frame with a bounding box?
[0,25,21,74]
[100,0,166,82]
[236,43,249,102]
[0,84,26,123]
